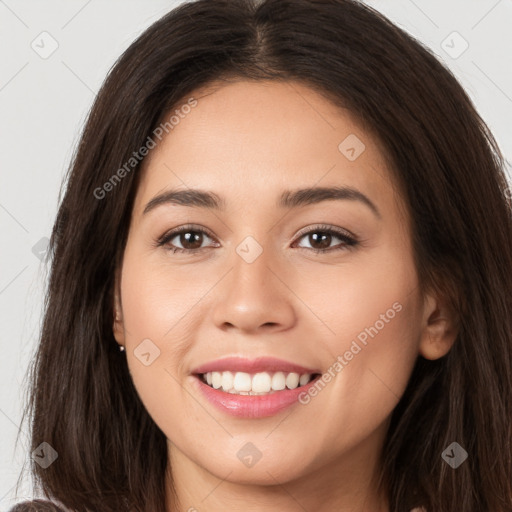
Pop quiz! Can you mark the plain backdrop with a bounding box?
[1,0,511,508]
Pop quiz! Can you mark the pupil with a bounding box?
[311,232,330,249]
[182,231,202,249]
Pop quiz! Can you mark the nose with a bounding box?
[211,244,297,334]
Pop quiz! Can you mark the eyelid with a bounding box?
[155,223,216,246]
[293,223,357,241]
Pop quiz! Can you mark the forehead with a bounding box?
[133,79,400,219]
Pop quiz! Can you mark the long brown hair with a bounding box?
[13,0,512,511]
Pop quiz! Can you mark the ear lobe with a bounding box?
[112,276,125,344]
[419,294,458,360]
[113,302,125,344]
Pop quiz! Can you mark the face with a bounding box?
[113,79,454,501]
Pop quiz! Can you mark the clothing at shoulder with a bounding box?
[411,507,428,512]
[8,500,67,511]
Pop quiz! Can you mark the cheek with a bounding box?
[117,250,195,425]
[310,243,422,416]
[119,246,204,343]
[304,243,421,358]
[326,274,421,362]
[296,274,422,458]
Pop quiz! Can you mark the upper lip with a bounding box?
[191,356,321,375]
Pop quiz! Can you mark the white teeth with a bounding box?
[201,370,315,394]
[221,371,234,391]
[211,371,222,389]
[252,372,272,393]
[299,373,310,386]
[271,372,286,391]
[233,372,252,391]
[286,372,300,389]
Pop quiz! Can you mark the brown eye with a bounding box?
[293,225,358,254]
[305,232,334,251]
[174,231,205,251]
[157,225,217,254]
[156,224,358,255]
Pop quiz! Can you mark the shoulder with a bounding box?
[7,500,68,511]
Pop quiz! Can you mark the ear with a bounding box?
[112,270,125,346]
[418,292,458,360]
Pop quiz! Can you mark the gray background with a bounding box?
[1,0,511,508]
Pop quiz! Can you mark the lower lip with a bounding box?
[191,374,321,418]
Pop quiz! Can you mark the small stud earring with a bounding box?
[119,345,125,352]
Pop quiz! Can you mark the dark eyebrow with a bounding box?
[279,186,381,218]
[143,186,381,218]
[143,189,226,215]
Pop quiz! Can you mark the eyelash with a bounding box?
[155,223,359,255]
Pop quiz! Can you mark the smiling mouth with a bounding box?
[196,370,322,396]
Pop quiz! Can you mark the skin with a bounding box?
[113,79,457,512]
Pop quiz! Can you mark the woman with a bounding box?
[10,0,512,511]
